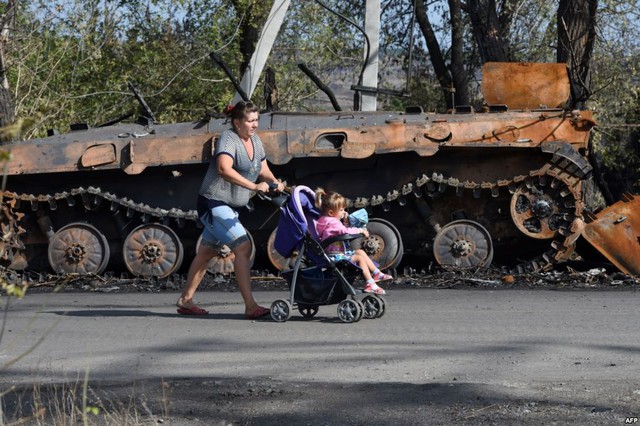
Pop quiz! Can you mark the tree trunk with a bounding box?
[414,1,453,108]
[467,0,510,63]
[0,0,17,144]
[448,0,469,108]
[0,87,15,130]
[231,1,272,75]
[497,0,519,42]
[557,0,598,109]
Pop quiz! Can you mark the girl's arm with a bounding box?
[324,217,365,236]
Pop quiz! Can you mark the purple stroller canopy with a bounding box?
[274,185,320,258]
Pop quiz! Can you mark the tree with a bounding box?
[557,0,598,109]
[0,0,17,143]
[413,0,469,109]
[229,0,272,75]
[466,0,511,63]
[0,0,637,146]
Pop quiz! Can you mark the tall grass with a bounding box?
[1,376,169,425]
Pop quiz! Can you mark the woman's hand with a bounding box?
[255,181,270,192]
[256,181,284,193]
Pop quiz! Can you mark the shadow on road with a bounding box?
[46,309,349,323]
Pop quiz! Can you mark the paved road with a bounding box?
[1,288,639,424]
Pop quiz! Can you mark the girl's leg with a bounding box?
[355,249,379,273]
[353,251,388,295]
[352,253,373,281]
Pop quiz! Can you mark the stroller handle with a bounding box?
[257,182,290,207]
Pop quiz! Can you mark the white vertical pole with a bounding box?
[360,0,380,111]
[232,0,291,104]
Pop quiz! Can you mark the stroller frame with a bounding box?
[269,185,386,323]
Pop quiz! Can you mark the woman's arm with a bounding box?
[216,154,270,192]
[257,159,285,191]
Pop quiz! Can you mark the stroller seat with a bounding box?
[270,185,386,323]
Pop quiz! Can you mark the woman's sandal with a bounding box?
[176,305,209,315]
[245,305,270,320]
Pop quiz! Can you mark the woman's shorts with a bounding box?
[199,204,248,250]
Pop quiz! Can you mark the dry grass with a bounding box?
[1,377,169,425]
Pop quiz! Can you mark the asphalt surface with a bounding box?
[1,279,639,425]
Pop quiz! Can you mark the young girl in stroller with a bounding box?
[314,188,392,295]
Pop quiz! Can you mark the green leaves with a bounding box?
[1,281,28,299]
[2,0,639,145]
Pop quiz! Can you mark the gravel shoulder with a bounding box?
[4,376,637,425]
[14,262,640,295]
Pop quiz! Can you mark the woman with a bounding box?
[176,100,284,318]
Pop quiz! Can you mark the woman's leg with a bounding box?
[232,240,262,314]
[177,243,218,308]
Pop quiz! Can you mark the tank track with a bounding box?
[0,151,587,275]
[344,154,587,274]
[0,188,199,273]
[1,187,199,223]
[0,197,26,267]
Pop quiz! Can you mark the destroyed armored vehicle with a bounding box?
[1,59,614,278]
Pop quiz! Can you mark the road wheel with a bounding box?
[123,223,183,278]
[266,227,298,270]
[196,230,255,275]
[352,218,403,270]
[48,222,109,275]
[432,219,493,269]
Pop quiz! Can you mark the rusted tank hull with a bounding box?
[6,110,592,176]
[0,63,600,276]
[3,136,589,275]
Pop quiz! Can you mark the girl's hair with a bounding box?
[225,100,259,127]
[315,187,346,214]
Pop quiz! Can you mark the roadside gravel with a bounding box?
[12,262,640,295]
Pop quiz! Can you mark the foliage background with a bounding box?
[1,0,639,196]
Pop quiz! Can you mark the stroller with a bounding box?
[270,185,386,323]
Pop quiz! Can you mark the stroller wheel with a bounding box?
[299,304,319,318]
[355,299,365,322]
[270,299,292,322]
[375,295,386,318]
[337,299,363,323]
[361,295,385,319]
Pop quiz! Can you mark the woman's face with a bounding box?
[234,111,259,140]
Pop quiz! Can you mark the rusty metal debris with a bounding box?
[3,265,635,296]
[580,194,640,276]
